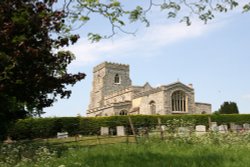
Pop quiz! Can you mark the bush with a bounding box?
[8,114,250,140]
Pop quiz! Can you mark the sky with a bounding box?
[43,2,250,117]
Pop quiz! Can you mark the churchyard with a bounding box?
[1,117,250,167]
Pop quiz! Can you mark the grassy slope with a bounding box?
[33,142,249,167]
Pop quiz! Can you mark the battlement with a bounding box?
[93,61,129,72]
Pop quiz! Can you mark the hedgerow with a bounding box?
[8,114,250,140]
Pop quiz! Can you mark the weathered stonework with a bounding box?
[87,62,211,117]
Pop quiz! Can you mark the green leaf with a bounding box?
[243,3,250,12]
[88,33,102,42]
[79,16,90,21]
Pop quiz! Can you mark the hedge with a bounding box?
[8,114,250,140]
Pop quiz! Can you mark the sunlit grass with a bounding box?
[1,133,250,167]
[34,141,250,167]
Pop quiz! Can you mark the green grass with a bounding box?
[33,141,250,167]
[1,133,250,167]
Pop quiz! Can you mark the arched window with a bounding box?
[114,74,120,84]
[119,110,128,115]
[171,91,186,112]
[149,101,156,114]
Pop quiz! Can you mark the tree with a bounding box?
[0,0,85,139]
[218,101,239,114]
[62,0,250,42]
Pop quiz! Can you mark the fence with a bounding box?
[6,116,249,146]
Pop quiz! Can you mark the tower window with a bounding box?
[114,74,120,84]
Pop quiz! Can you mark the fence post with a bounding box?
[208,116,212,131]
[128,116,137,143]
[158,117,164,140]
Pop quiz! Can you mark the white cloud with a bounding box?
[242,94,250,100]
[67,21,225,67]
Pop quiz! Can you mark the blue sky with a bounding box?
[43,3,250,117]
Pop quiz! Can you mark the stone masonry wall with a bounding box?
[195,103,212,114]
[132,90,165,115]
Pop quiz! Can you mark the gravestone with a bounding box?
[236,125,243,132]
[210,122,218,132]
[230,123,237,132]
[243,123,250,132]
[195,125,206,135]
[116,126,125,136]
[57,132,68,139]
[161,125,167,131]
[177,127,190,136]
[218,125,228,133]
[100,127,109,136]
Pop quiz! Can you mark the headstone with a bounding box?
[100,127,109,136]
[177,127,190,136]
[196,125,206,132]
[218,125,228,133]
[116,126,125,136]
[243,123,250,132]
[195,125,206,135]
[161,125,167,131]
[210,122,218,132]
[236,125,243,132]
[230,123,237,132]
[138,127,149,136]
[57,132,68,139]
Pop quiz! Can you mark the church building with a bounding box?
[87,62,211,117]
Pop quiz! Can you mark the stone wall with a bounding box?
[103,87,133,105]
[132,90,165,115]
[195,102,212,114]
[162,83,195,114]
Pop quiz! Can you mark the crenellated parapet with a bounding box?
[93,61,129,72]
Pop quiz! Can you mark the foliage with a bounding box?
[63,0,250,42]
[1,133,250,167]
[0,142,67,167]
[0,0,85,139]
[10,117,80,140]
[218,101,239,114]
[9,114,250,140]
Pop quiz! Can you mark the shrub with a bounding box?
[8,114,250,140]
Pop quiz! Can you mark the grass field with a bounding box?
[1,133,250,167]
[35,142,250,167]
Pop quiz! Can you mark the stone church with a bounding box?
[87,62,211,117]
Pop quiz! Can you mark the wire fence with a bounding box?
[5,116,250,146]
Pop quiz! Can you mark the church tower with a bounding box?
[88,62,132,110]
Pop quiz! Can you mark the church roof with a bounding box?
[161,81,194,91]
